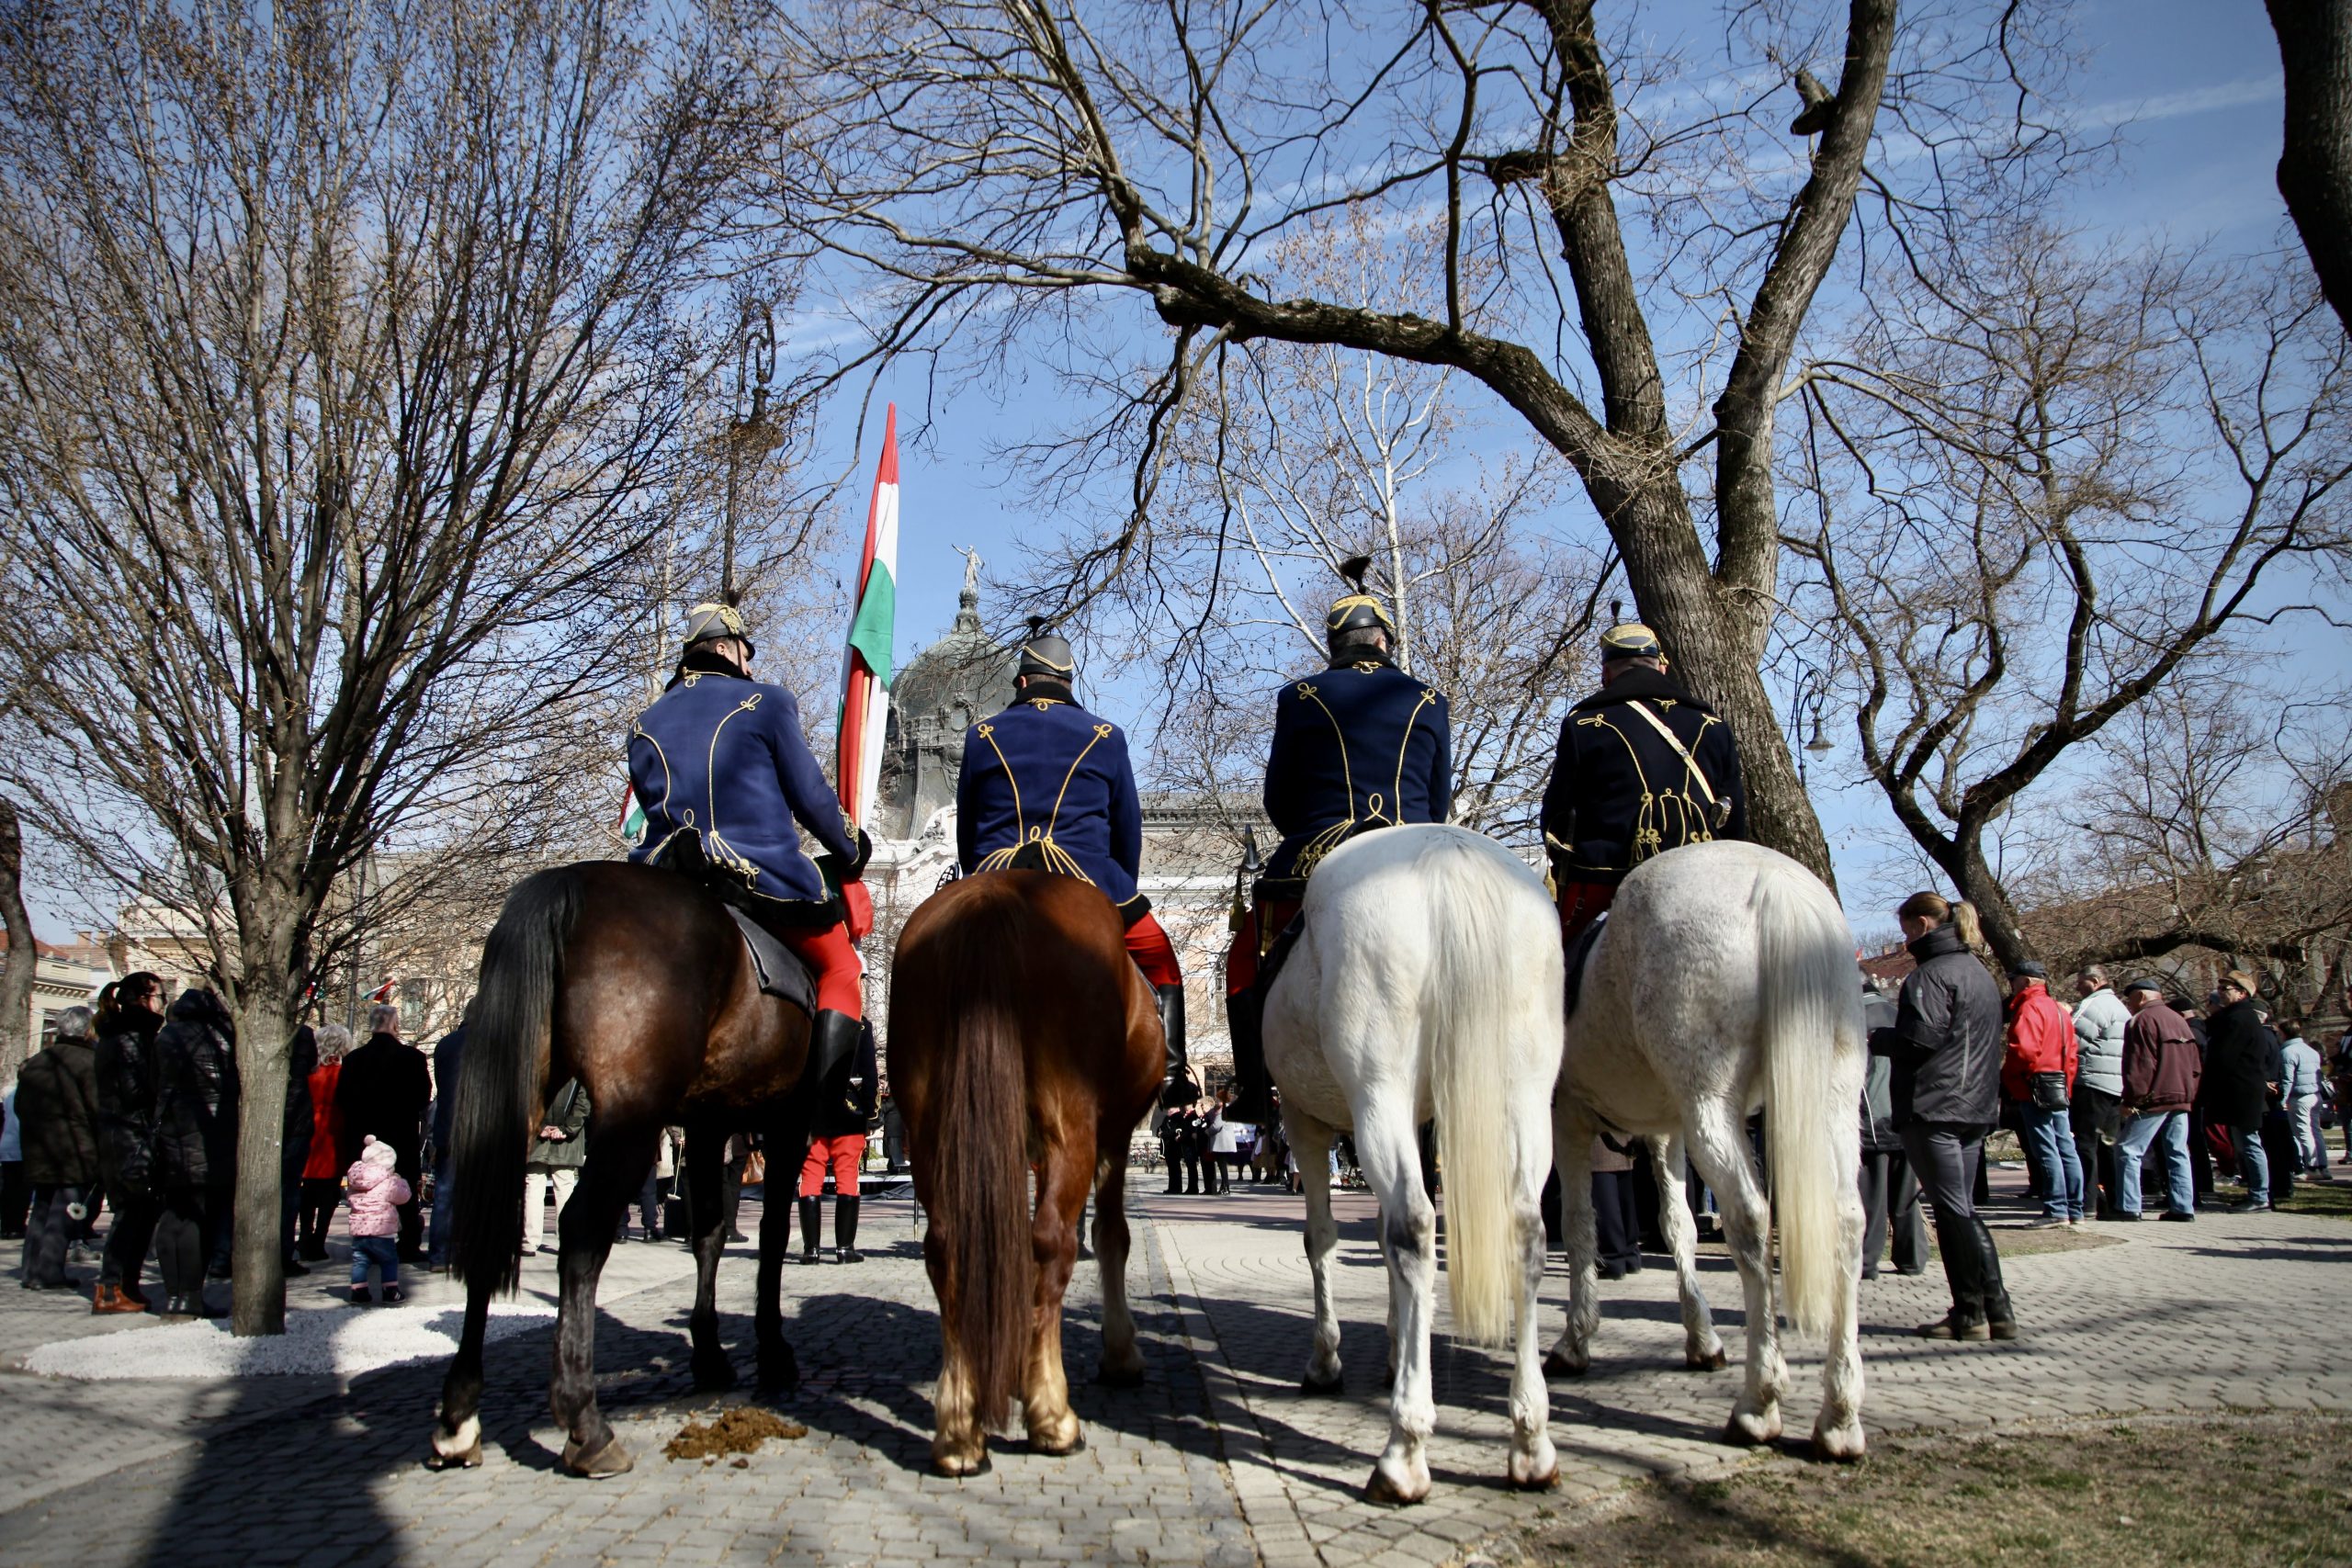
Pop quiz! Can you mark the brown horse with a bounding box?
[889,870,1164,1474]
[427,862,822,1477]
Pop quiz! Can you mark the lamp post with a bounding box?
[720,302,780,604]
[1791,663,1835,788]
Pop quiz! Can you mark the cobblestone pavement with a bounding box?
[3,1172,2348,1568]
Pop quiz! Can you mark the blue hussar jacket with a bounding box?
[627,668,858,913]
[1539,664,1747,883]
[956,694,1147,919]
[1261,655,1453,890]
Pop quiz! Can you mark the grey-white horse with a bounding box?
[1549,840,1868,1460]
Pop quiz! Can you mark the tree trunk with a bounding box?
[0,798,37,1081]
[2270,0,2352,341]
[231,976,295,1336]
[1955,837,2031,976]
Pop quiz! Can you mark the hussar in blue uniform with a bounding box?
[956,619,1190,1096]
[1225,557,1453,1124]
[1541,607,1747,944]
[627,603,871,1079]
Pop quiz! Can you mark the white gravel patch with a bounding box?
[19,1301,556,1381]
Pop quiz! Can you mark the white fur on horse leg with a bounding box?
[1545,1102,1599,1378]
[1811,1173,1869,1461]
[1023,1319,1080,1453]
[1693,1109,1784,1446]
[1651,1133,1726,1370]
[932,1346,989,1475]
[1295,1117,1344,1392]
[1508,1190,1558,1489]
[430,1413,481,1465]
[1360,1110,1436,1504]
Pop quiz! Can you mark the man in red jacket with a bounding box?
[2115,979,2203,1223]
[2002,961,2082,1228]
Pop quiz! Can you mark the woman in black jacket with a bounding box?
[92,975,167,1314]
[1868,891,2014,1341]
[2201,972,2277,1212]
[151,989,239,1319]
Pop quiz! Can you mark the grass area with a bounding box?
[2273,1176,2352,1223]
[1510,1415,2352,1568]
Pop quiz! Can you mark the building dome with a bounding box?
[876,555,1014,840]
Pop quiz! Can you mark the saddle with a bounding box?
[722,906,817,1017]
[1562,911,1608,1021]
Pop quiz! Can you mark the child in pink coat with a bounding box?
[347,1134,413,1304]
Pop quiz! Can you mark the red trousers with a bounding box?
[1223,899,1301,995]
[799,1132,865,1197]
[779,922,862,1017]
[1126,911,1183,988]
[1556,879,1617,945]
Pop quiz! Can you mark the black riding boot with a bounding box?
[797,1196,821,1264]
[809,1008,859,1087]
[1225,981,1274,1127]
[835,1196,862,1263]
[1918,1214,1986,1340]
[1155,983,1191,1105]
[1972,1218,2016,1339]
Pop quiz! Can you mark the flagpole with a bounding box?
[838,403,900,830]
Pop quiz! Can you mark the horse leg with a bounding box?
[1543,1102,1599,1379]
[1356,1102,1436,1505]
[757,1099,814,1395]
[1091,1144,1145,1387]
[923,1208,988,1476]
[1022,1127,1087,1455]
[675,1124,737,1394]
[1507,1082,1558,1490]
[1687,1104,1786,1448]
[1290,1113,1343,1394]
[1650,1131,1726,1371]
[427,1280,492,1470]
[551,1124,655,1477]
[1811,1152,1869,1461]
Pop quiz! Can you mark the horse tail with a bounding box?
[908,885,1034,1429]
[1421,834,1524,1348]
[1753,858,1862,1338]
[449,865,582,1296]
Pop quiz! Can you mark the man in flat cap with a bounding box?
[628,602,871,1081]
[1541,608,1747,946]
[956,619,1189,1098]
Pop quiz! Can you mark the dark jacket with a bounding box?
[335,1032,432,1166]
[2120,1000,2200,1115]
[628,662,857,911]
[17,1033,102,1186]
[957,694,1148,914]
[812,1021,881,1139]
[429,1026,467,1163]
[1869,924,2003,1128]
[1540,665,1747,884]
[94,1005,164,1191]
[153,989,240,1190]
[1859,987,1902,1152]
[1260,654,1452,890]
[527,1079,590,1172]
[281,1026,319,1171]
[2201,998,2275,1128]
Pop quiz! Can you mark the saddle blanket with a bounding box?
[1563,911,1608,1020]
[724,905,816,1016]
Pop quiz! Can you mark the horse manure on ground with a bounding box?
[663,1407,808,1461]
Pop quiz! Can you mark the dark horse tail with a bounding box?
[907,880,1035,1430]
[450,865,582,1296]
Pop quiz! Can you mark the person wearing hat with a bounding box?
[956,618,1188,1094]
[1224,557,1453,1125]
[1998,959,2082,1229]
[2113,978,2201,1222]
[627,602,872,1081]
[1539,607,1747,945]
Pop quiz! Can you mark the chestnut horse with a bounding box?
[428,862,822,1478]
[888,870,1164,1474]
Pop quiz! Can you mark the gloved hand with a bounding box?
[841,878,875,942]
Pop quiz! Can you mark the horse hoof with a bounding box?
[561,1436,634,1479]
[426,1416,482,1472]
[1509,1461,1559,1491]
[1811,1421,1867,1463]
[757,1348,801,1397]
[1722,1411,1781,1449]
[1027,1429,1085,1457]
[1686,1347,1729,1371]
[1093,1362,1145,1389]
[693,1357,738,1393]
[1298,1372,1344,1397]
[933,1450,992,1478]
[1542,1349,1588,1380]
[1363,1463,1429,1506]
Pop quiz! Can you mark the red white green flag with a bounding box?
[837,403,899,832]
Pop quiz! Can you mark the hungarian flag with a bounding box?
[837,403,899,833]
[617,782,647,847]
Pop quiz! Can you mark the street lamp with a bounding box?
[720,302,780,604]
[1792,664,1835,787]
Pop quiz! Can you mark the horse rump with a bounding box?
[449,864,582,1295]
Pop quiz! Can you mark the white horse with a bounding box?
[1266,823,1565,1504]
[1548,840,1868,1460]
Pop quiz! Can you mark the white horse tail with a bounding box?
[1422,835,1522,1348]
[1752,859,1860,1339]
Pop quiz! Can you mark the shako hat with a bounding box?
[1326,554,1396,645]
[1598,600,1662,661]
[682,600,755,659]
[1016,615,1076,682]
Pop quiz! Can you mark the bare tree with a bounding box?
[0,799,34,1080]
[1786,227,2352,968]
[0,0,770,1333]
[763,0,2077,883]
[2270,0,2352,340]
